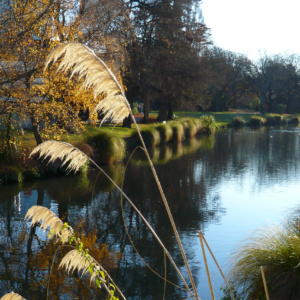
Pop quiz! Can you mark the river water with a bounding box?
[1,126,300,299]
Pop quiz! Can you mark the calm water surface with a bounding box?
[1,126,300,299]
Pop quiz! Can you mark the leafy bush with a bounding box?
[273,104,286,114]
[250,96,260,111]
[199,115,216,133]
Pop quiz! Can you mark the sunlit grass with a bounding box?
[85,131,127,164]
[168,121,185,143]
[178,118,198,138]
[131,126,161,148]
[154,123,173,143]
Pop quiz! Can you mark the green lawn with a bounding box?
[174,111,258,127]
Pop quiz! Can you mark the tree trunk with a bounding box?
[5,113,13,161]
[156,98,168,122]
[30,116,43,145]
[259,95,265,114]
[167,100,173,120]
[142,101,149,124]
[122,115,132,128]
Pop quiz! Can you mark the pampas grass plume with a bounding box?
[0,292,26,300]
[25,205,72,242]
[59,249,104,285]
[30,140,88,173]
[45,42,130,124]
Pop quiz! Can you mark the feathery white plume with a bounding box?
[25,205,72,243]
[30,140,88,173]
[59,249,105,285]
[45,42,130,124]
[0,292,26,300]
[93,94,129,125]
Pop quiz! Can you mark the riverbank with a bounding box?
[0,112,297,184]
[0,116,214,184]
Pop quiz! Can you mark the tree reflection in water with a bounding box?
[1,127,300,298]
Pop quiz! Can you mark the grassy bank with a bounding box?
[0,116,211,183]
[0,111,297,184]
[175,110,294,127]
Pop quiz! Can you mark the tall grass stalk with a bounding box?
[199,232,215,300]
[198,231,236,300]
[25,205,126,300]
[30,140,193,297]
[41,42,199,299]
[260,266,270,300]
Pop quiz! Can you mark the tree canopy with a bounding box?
[1,0,300,151]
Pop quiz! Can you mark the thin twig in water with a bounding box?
[198,231,215,300]
[198,231,235,300]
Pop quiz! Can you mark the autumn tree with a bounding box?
[0,0,130,159]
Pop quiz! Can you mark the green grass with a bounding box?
[130,126,161,148]
[178,118,199,138]
[231,117,246,127]
[247,116,267,127]
[85,131,127,164]
[154,123,173,143]
[228,218,300,299]
[175,111,257,126]
[168,121,185,143]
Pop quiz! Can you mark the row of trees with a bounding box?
[1,0,300,150]
[202,48,300,114]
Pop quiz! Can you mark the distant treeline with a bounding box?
[1,0,300,141]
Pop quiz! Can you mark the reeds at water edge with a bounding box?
[228,218,300,299]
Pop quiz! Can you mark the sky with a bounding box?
[201,0,300,61]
